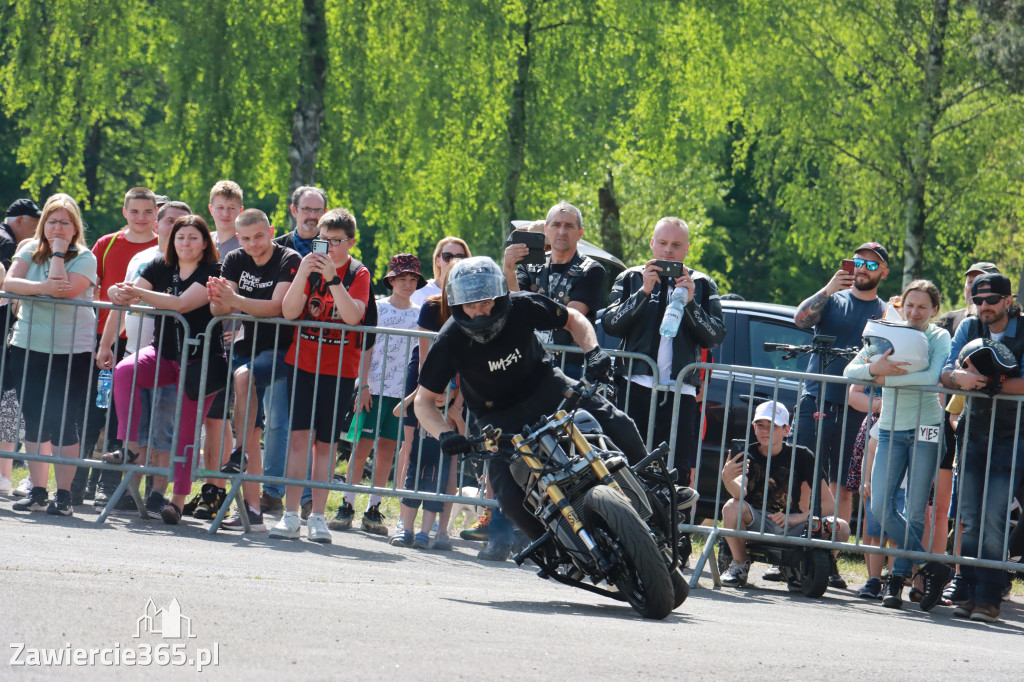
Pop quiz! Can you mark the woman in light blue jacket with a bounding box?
[844,279,951,611]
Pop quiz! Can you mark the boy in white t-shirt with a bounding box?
[332,254,425,533]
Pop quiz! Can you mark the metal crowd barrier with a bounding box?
[189,315,662,533]
[671,361,1024,587]
[0,293,190,521]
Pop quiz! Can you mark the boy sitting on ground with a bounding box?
[720,401,851,588]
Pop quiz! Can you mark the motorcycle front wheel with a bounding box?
[584,486,675,620]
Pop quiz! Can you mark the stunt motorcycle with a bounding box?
[463,380,693,620]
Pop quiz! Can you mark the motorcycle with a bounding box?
[463,379,692,620]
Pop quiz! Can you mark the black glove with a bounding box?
[439,430,471,456]
[584,347,613,384]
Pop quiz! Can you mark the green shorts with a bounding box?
[349,395,402,441]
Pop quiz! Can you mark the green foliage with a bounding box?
[2,0,1022,303]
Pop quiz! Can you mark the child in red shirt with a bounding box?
[269,208,370,544]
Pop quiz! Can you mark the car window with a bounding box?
[749,318,814,373]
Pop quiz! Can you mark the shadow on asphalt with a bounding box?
[441,596,693,622]
[687,578,1024,631]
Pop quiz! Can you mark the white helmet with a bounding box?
[861,319,929,373]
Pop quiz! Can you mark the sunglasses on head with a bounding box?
[852,257,881,271]
[439,252,467,263]
[972,294,1005,306]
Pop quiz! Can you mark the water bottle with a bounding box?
[96,369,112,409]
[658,286,689,338]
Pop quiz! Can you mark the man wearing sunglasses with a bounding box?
[939,272,1024,623]
[793,241,889,588]
[502,201,605,377]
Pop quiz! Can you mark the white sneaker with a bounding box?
[0,476,12,495]
[13,477,32,498]
[268,511,301,539]
[307,513,333,544]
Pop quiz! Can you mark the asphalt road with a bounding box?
[2,502,1021,680]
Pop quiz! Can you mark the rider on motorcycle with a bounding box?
[414,257,655,556]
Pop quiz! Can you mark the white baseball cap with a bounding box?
[753,401,790,427]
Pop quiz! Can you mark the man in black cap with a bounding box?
[940,272,1024,623]
[793,241,889,589]
[936,262,1001,338]
[1,199,42,269]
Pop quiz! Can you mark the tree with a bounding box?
[726,0,1024,303]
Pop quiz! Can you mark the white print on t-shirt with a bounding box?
[487,347,523,372]
[238,270,275,292]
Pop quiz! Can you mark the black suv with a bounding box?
[597,298,813,520]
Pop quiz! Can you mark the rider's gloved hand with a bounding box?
[584,347,613,384]
[439,430,471,456]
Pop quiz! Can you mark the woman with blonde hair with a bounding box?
[3,194,97,516]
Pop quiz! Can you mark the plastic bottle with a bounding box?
[658,286,690,338]
[96,369,113,409]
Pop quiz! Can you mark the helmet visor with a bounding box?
[447,269,507,306]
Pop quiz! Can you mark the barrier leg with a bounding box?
[96,468,145,523]
[690,528,722,589]
[208,476,246,534]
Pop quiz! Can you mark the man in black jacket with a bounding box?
[603,217,726,487]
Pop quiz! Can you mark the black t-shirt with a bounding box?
[139,258,222,361]
[740,441,815,515]
[221,244,301,356]
[419,292,569,414]
[516,257,604,346]
[417,297,444,333]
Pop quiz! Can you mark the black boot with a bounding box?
[883,574,905,609]
[70,467,89,505]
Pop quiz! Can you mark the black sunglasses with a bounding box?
[439,252,467,263]
[972,294,1006,306]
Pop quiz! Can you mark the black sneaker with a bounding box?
[828,553,847,589]
[47,489,74,516]
[93,488,113,508]
[329,502,355,530]
[918,561,952,612]
[13,487,49,512]
[193,484,226,520]
[182,492,202,516]
[883,574,905,609]
[361,504,388,536]
[219,448,246,474]
[222,507,266,532]
[943,573,968,604]
[762,565,785,582]
[145,491,166,515]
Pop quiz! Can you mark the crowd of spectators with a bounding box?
[0,187,1021,624]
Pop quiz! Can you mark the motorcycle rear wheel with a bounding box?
[584,486,675,620]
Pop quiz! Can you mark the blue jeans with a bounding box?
[870,426,940,578]
[248,350,312,504]
[958,432,1024,606]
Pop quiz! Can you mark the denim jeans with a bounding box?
[250,350,312,504]
[958,432,1024,606]
[870,426,941,578]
